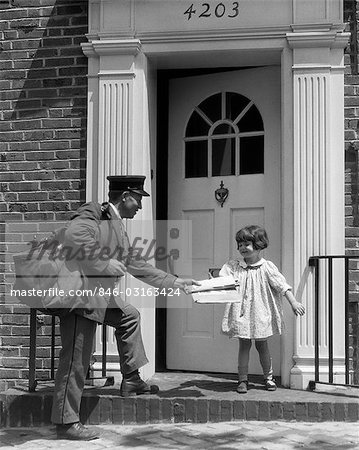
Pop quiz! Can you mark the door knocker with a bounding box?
[215,180,229,207]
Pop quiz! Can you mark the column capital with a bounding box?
[82,38,142,57]
[286,31,350,49]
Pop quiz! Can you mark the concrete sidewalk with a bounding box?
[0,421,358,449]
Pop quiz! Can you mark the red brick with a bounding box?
[55,129,82,139]
[18,192,47,201]
[173,399,185,423]
[56,4,86,15]
[0,173,23,182]
[25,151,55,161]
[55,150,80,159]
[0,357,28,368]
[136,397,149,424]
[346,97,359,107]
[1,347,20,357]
[160,399,173,422]
[109,397,123,425]
[48,191,64,200]
[308,402,321,422]
[269,401,282,420]
[220,399,233,421]
[39,160,69,170]
[1,337,30,346]
[348,403,359,421]
[40,141,70,150]
[8,162,38,171]
[334,403,347,421]
[0,152,24,162]
[0,368,20,379]
[24,130,54,141]
[2,315,29,326]
[9,181,39,191]
[149,397,160,422]
[24,171,55,181]
[0,70,26,80]
[0,132,23,142]
[245,400,258,420]
[39,201,70,211]
[41,98,73,108]
[122,398,135,424]
[23,212,54,221]
[40,180,71,190]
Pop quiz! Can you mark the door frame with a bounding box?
[155,66,276,372]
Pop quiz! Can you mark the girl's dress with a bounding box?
[220,258,291,339]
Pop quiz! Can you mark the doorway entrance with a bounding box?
[163,67,282,374]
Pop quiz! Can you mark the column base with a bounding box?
[290,357,348,390]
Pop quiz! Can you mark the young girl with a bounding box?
[220,225,305,393]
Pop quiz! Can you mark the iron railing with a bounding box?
[308,255,359,390]
[28,309,111,392]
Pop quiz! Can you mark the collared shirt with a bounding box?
[109,202,121,220]
[237,258,265,269]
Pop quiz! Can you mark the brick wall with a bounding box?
[0,0,88,390]
[0,0,358,389]
[344,0,359,384]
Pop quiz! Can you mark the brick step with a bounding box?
[1,372,359,426]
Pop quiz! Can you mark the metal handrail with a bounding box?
[308,255,359,389]
[28,309,111,392]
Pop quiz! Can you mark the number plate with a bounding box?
[184,1,240,21]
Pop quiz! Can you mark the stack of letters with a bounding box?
[190,275,240,303]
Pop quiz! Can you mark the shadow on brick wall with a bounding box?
[6,0,89,215]
[346,142,359,227]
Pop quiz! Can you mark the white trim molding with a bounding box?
[82,39,142,57]
[286,31,350,49]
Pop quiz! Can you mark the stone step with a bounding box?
[1,372,359,426]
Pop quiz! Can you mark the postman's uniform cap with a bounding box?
[107,175,150,197]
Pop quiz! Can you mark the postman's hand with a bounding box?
[105,259,126,277]
[174,278,201,294]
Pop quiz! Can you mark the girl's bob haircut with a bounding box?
[235,225,269,250]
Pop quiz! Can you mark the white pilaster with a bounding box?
[82,39,156,381]
[287,31,348,389]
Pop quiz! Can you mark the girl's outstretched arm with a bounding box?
[284,290,306,316]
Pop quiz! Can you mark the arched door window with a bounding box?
[184,92,264,178]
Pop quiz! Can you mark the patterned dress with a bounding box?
[220,258,292,339]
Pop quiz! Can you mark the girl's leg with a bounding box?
[238,338,252,382]
[254,339,273,381]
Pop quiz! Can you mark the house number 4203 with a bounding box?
[184,2,239,20]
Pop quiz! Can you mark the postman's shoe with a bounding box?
[120,377,159,397]
[56,422,100,441]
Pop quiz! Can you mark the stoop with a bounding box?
[1,372,359,427]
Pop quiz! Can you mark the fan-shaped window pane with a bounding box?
[186,110,211,137]
[213,123,235,135]
[240,136,264,174]
[226,92,250,121]
[212,138,235,176]
[198,93,221,123]
[185,141,208,178]
[238,105,263,132]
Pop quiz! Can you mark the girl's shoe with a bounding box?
[237,380,248,394]
[265,379,277,391]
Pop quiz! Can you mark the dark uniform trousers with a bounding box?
[51,298,148,424]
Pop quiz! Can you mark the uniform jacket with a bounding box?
[63,201,176,323]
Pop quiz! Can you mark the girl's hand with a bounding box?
[284,290,305,316]
[174,278,201,294]
[291,301,305,316]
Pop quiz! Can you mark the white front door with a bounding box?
[167,67,281,374]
